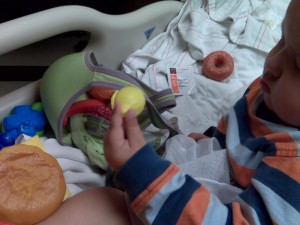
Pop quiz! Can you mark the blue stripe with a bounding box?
[244,86,251,95]
[213,129,226,149]
[116,144,171,201]
[239,186,272,224]
[204,126,226,149]
[233,96,277,154]
[254,161,300,212]
[153,175,201,225]
[224,203,234,225]
[234,96,255,141]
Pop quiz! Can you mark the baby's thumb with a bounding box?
[124,110,146,150]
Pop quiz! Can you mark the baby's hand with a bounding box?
[188,132,209,141]
[104,102,146,171]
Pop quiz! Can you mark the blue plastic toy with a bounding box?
[0,104,47,149]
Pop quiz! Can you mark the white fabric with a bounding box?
[122,0,290,134]
[165,134,242,203]
[16,135,106,197]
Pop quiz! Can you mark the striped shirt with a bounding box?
[116,77,300,224]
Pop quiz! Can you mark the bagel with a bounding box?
[202,51,234,81]
[0,144,66,225]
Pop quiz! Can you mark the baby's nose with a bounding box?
[265,56,282,78]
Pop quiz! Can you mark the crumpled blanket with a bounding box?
[16,135,106,198]
[122,0,290,134]
[164,134,242,203]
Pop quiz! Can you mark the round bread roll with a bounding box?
[0,144,66,225]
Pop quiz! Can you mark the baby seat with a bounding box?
[0,1,183,122]
[40,51,179,169]
[0,1,183,171]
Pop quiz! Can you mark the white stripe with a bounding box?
[202,194,229,225]
[262,119,300,154]
[252,93,300,154]
[233,196,261,224]
[252,179,300,225]
[227,108,265,169]
[138,171,186,224]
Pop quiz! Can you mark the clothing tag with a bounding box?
[167,67,195,96]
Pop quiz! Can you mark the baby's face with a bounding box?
[261,0,300,127]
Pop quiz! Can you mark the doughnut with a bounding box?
[0,144,66,225]
[202,51,234,81]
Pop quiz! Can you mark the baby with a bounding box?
[38,0,300,224]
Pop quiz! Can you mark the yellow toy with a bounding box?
[111,86,146,117]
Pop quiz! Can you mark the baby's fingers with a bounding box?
[188,132,209,141]
[104,102,124,145]
[109,102,123,129]
[124,109,146,152]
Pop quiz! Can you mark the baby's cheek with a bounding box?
[274,95,300,126]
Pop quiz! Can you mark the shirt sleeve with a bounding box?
[116,144,300,225]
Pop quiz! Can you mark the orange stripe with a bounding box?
[131,164,180,213]
[232,202,250,225]
[249,119,298,156]
[229,155,255,187]
[246,80,272,138]
[275,143,298,156]
[263,157,300,183]
[264,132,293,143]
[264,133,298,156]
[217,79,261,137]
[248,113,272,137]
[245,79,298,156]
[217,117,227,135]
[176,185,210,225]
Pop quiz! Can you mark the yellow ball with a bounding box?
[111,86,146,117]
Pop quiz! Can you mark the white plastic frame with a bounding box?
[0,1,183,122]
